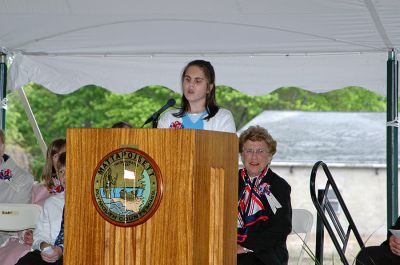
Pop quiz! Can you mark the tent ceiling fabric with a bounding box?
[1,0,399,95]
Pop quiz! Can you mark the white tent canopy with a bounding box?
[0,0,399,228]
[1,0,399,95]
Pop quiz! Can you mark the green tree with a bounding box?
[94,85,181,128]
[5,83,387,179]
[216,86,280,129]
[268,86,386,111]
[54,85,110,130]
[268,87,331,111]
[323,86,386,111]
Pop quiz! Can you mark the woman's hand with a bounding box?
[237,244,253,254]
[40,245,63,263]
[237,244,246,254]
[23,229,33,245]
[389,235,400,256]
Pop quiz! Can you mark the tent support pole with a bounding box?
[0,53,6,130]
[16,87,47,157]
[387,49,398,228]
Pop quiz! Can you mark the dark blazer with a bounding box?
[238,168,292,265]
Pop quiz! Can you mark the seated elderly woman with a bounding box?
[237,125,292,265]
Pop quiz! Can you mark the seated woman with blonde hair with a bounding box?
[237,125,292,265]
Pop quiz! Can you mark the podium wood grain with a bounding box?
[65,128,238,265]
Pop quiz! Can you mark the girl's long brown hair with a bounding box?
[42,138,66,188]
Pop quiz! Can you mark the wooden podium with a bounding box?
[65,128,238,265]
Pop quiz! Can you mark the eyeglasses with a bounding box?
[243,148,269,156]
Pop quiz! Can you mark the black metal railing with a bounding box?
[310,161,365,265]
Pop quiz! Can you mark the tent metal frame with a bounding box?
[0,52,47,156]
[0,53,6,130]
[387,50,399,227]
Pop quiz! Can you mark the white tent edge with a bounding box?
[5,51,395,96]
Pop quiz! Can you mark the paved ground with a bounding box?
[287,233,386,265]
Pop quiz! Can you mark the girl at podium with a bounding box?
[237,126,292,265]
[157,60,236,133]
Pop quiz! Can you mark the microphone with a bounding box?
[142,98,176,127]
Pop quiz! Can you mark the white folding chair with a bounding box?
[0,203,42,231]
[290,208,314,265]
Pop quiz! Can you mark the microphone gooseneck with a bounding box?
[141,98,176,127]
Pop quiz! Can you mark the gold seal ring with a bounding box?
[92,148,163,227]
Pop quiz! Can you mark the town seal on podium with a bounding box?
[92,148,163,227]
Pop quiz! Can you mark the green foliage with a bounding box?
[268,86,386,112]
[4,95,25,145]
[216,85,280,129]
[216,86,386,128]
[323,86,386,111]
[294,232,322,265]
[267,87,330,111]
[94,85,181,128]
[5,83,387,179]
[54,85,110,129]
